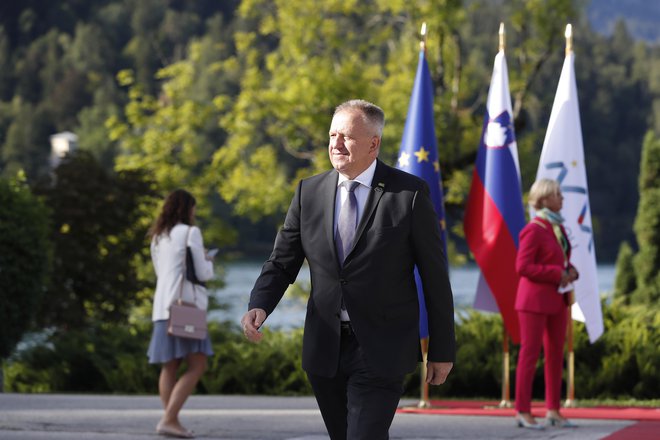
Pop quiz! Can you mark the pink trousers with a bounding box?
[514,308,568,413]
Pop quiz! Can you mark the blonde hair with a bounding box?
[528,178,560,210]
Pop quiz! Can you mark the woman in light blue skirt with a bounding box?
[147,189,215,439]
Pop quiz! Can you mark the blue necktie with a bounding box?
[336,180,360,265]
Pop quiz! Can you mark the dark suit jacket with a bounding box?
[515,217,574,315]
[249,160,456,378]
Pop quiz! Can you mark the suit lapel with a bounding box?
[323,171,340,269]
[349,160,388,258]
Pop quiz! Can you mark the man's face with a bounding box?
[328,110,380,179]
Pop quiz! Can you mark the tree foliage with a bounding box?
[1,0,659,398]
[0,176,51,360]
[32,151,157,330]
[612,241,635,305]
[608,130,660,397]
[0,0,657,260]
[631,131,660,304]
[573,301,660,399]
[7,302,659,399]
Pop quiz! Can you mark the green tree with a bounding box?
[0,176,51,360]
[631,131,660,304]
[1,0,656,261]
[208,0,462,221]
[32,151,157,329]
[571,22,653,259]
[0,99,53,180]
[201,0,582,255]
[0,27,11,100]
[613,241,636,305]
[108,30,238,247]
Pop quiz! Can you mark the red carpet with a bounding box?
[397,400,660,439]
[601,421,660,440]
[397,400,660,421]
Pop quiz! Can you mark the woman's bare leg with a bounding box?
[158,353,207,433]
[159,359,181,409]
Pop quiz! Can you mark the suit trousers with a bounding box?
[514,308,568,413]
[306,329,404,440]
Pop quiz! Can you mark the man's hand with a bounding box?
[240,308,267,343]
[426,361,453,385]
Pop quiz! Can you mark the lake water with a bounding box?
[209,261,616,330]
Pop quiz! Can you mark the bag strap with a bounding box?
[176,226,196,305]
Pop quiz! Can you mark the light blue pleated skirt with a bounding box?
[147,320,214,364]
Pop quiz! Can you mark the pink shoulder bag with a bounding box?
[167,227,208,340]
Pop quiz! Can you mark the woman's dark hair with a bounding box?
[148,189,196,239]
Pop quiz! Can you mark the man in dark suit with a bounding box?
[241,99,455,440]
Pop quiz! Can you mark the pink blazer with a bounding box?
[515,217,572,315]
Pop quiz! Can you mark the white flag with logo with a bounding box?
[535,51,603,343]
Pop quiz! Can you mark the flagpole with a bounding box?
[562,23,576,409]
[420,22,427,52]
[414,21,432,410]
[419,338,431,408]
[565,313,576,407]
[565,23,573,56]
[492,22,513,409]
[499,327,512,408]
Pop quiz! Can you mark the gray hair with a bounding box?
[334,99,385,136]
[528,178,560,210]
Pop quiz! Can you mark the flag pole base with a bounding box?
[417,399,431,409]
[498,399,513,408]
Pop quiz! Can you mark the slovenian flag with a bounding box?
[535,49,603,343]
[396,49,448,339]
[464,49,525,343]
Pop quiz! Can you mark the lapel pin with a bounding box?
[375,182,385,192]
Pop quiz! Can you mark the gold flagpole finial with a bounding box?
[565,24,573,56]
[499,22,505,51]
[420,22,427,52]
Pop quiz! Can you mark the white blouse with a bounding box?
[150,223,214,321]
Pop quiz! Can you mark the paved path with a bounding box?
[0,394,632,439]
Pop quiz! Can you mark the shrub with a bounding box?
[0,177,51,361]
[5,321,157,393]
[202,325,311,395]
[574,299,660,399]
[5,303,659,399]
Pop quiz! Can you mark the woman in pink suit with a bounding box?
[514,179,578,430]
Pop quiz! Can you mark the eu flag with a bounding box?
[395,49,448,339]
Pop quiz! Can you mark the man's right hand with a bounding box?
[241,308,267,342]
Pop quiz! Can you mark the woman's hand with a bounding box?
[560,271,571,287]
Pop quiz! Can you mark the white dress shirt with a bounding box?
[334,159,377,234]
[150,223,214,321]
[334,159,377,321]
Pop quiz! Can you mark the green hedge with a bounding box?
[4,321,310,395]
[4,300,659,399]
